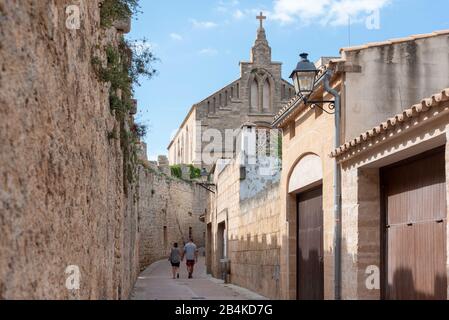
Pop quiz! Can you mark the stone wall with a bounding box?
[342,32,449,140]
[0,0,139,299]
[230,182,281,299]
[278,95,337,299]
[208,149,282,299]
[340,167,381,299]
[337,97,449,299]
[137,166,208,270]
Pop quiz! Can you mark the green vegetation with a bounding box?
[93,0,157,195]
[126,39,158,87]
[169,165,201,180]
[100,0,140,27]
[131,122,147,139]
[92,38,157,116]
[189,165,201,180]
[277,133,283,160]
[170,165,182,179]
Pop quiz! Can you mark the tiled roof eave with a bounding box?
[272,95,302,127]
[330,88,449,159]
[273,67,330,127]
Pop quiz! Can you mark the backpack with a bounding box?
[170,248,180,263]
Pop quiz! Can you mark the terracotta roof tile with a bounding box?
[273,95,302,123]
[273,66,329,125]
[331,88,449,158]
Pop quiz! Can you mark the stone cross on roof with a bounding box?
[256,12,266,29]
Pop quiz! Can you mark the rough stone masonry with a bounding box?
[0,0,207,299]
[0,0,141,300]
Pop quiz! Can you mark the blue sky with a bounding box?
[128,0,448,161]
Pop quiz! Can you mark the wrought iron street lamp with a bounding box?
[290,51,342,299]
[290,52,336,114]
[290,53,319,98]
[197,168,216,194]
[200,168,209,182]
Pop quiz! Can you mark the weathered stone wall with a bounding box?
[278,93,337,300]
[230,182,281,299]
[342,32,449,140]
[0,0,139,299]
[340,167,381,300]
[208,151,282,299]
[137,167,208,270]
[338,98,449,299]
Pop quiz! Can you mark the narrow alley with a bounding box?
[130,257,267,300]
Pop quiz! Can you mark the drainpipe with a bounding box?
[324,70,342,300]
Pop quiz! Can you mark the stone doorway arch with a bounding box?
[288,153,323,194]
[288,153,324,300]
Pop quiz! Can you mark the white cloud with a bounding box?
[272,0,391,26]
[190,19,218,29]
[170,33,183,41]
[198,48,219,56]
[236,8,273,22]
[216,0,241,14]
[233,9,245,19]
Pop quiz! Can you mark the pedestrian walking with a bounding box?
[168,242,181,279]
[182,238,198,279]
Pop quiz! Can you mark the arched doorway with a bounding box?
[288,154,324,300]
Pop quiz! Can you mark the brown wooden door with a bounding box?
[381,148,447,300]
[297,186,324,300]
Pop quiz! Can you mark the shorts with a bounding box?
[186,260,195,267]
[171,262,180,267]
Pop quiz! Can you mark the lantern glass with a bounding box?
[293,71,316,96]
[290,53,318,97]
[200,168,208,182]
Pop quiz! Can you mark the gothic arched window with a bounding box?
[250,78,259,112]
[263,78,271,112]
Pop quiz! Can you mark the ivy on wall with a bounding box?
[169,165,201,181]
[170,165,182,179]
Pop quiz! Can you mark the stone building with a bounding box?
[206,124,282,299]
[272,29,449,300]
[206,29,449,300]
[168,14,295,168]
[331,88,449,300]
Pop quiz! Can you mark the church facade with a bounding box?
[168,16,295,168]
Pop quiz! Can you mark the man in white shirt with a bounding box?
[182,238,198,279]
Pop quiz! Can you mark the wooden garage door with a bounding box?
[297,186,324,300]
[382,147,447,300]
